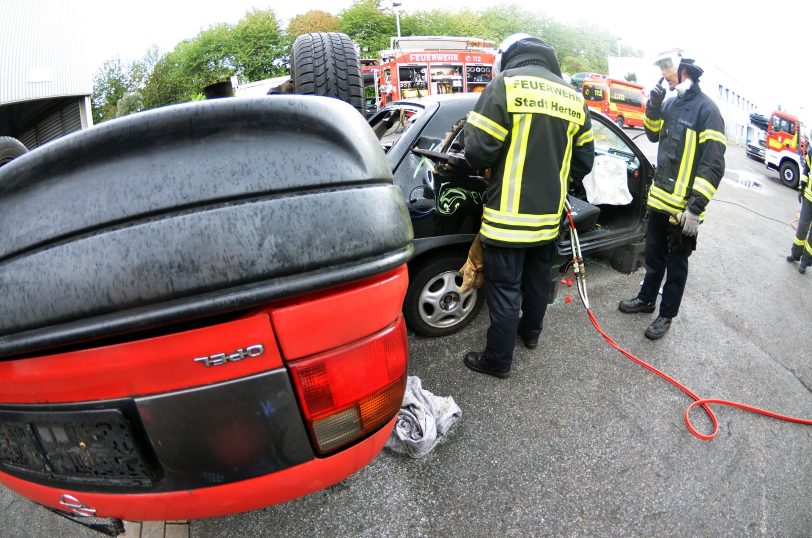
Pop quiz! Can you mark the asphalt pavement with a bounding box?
[2,132,811,537]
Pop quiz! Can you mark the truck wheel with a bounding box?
[404,254,485,337]
[780,161,799,189]
[615,116,624,129]
[0,136,28,168]
[291,32,364,115]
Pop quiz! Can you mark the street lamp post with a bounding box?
[393,2,402,38]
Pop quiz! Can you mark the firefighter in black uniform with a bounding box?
[462,33,595,378]
[787,146,812,273]
[619,50,726,339]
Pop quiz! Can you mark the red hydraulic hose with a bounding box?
[564,207,812,441]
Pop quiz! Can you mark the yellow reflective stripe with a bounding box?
[806,242,812,256]
[646,197,680,216]
[794,237,807,247]
[645,116,663,132]
[675,129,697,198]
[483,207,560,226]
[648,193,685,213]
[480,222,560,243]
[500,114,531,213]
[559,122,579,211]
[467,111,508,142]
[698,129,727,145]
[805,190,812,203]
[650,185,687,209]
[575,128,594,146]
[692,176,717,200]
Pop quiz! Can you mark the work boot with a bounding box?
[463,351,510,379]
[644,316,672,340]
[618,297,656,314]
[517,332,538,349]
[787,254,800,263]
[800,260,810,275]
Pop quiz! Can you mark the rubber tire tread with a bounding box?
[292,32,364,114]
[780,161,799,189]
[0,136,28,167]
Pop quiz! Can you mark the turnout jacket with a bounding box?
[464,42,594,247]
[644,83,726,218]
[801,147,812,203]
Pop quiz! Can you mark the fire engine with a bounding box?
[376,36,496,107]
[581,76,646,129]
[765,109,807,188]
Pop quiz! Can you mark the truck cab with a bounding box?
[765,110,805,188]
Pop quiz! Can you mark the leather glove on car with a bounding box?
[459,234,485,294]
[680,210,700,237]
[648,84,666,111]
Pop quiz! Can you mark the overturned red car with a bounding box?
[0,95,412,521]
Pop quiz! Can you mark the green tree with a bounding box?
[116,91,144,117]
[92,46,164,123]
[339,0,396,55]
[91,57,129,124]
[400,9,486,38]
[141,9,287,108]
[288,10,340,37]
[231,9,290,82]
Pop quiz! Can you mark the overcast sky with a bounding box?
[84,0,811,117]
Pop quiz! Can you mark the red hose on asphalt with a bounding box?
[564,206,812,441]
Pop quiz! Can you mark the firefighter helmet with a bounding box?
[653,49,703,81]
[677,52,704,81]
[493,33,534,77]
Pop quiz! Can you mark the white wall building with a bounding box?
[608,56,763,145]
[0,0,93,149]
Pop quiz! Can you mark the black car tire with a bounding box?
[614,116,624,129]
[404,253,485,337]
[0,136,27,168]
[780,161,800,189]
[291,32,364,115]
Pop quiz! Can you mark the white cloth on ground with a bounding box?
[384,376,461,458]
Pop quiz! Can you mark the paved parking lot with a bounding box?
[2,136,811,536]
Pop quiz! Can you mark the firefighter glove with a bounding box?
[649,84,666,110]
[459,234,485,294]
[680,210,700,237]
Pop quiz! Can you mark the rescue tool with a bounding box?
[562,199,812,440]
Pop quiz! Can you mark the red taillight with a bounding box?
[288,316,407,454]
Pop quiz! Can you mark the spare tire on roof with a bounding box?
[0,136,27,168]
[292,32,364,114]
[0,96,413,357]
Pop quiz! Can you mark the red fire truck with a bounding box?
[581,76,646,129]
[376,36,496,106]
[765,109,807,188]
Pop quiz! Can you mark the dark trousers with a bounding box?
[482,242,555,370]
[790,197,812,264]
[638,211,694,318]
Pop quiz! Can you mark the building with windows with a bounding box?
[608,56,763,144]
[0,1,93,150]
